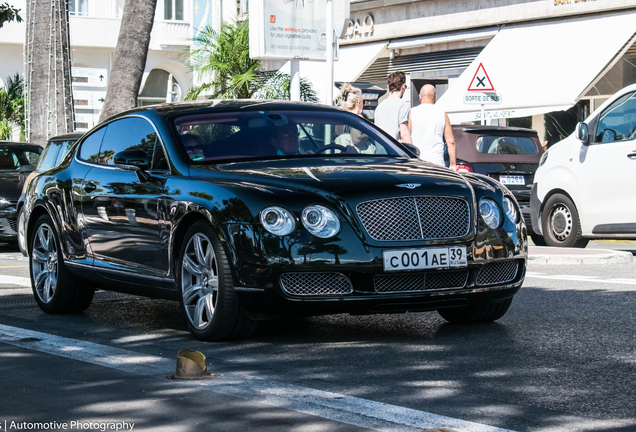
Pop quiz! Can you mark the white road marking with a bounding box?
[0,323,516,432]
[526,272,636,285]
[0,275,31,287]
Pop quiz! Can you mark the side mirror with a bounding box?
[113,149,150,182]
[575,122,589,145]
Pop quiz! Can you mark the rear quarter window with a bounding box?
[476,136,538,155]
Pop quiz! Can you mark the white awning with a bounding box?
[388,28,498,51]
[278,42,388,103]
[437,12,636,121]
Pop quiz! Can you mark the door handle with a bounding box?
[628,151,636,159]
[83,182,97,193]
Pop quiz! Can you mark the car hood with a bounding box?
[190,156,475,203]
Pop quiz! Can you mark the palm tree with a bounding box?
[252,71,319,103]
[99,0,157,122]
[186,19,261,100]
[186,19,318,102]
[0,73,25,140]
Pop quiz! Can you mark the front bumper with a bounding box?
[530,184,543,236]
[0,208,18,240]
[226,218,528,318]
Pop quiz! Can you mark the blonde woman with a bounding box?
[339,83,364,116]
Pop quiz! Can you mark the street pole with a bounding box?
[326,0,334,106]
[290,60,300,101]
[481,104,486,125]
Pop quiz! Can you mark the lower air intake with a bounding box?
[280,272,353,296]
[476,261,519,286]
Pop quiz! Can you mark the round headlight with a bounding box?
[503,196,518,223]
[0,197,10,209]
[479,198,502,229]
[301,205,340,238]
[260,206,296,236]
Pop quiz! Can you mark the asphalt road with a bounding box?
[1,241,635,432]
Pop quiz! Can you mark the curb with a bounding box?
[528,247,634,265]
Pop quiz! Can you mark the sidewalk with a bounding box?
[528,245,634,265]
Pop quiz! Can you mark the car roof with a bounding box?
[48,132,84,142]
[102,99,337,122]
[0,140,44,150]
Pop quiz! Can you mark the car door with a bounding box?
[579,91,636,234]
[79,117,170,277]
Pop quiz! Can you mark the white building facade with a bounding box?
[0,0,237,132]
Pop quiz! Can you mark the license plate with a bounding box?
[499,175,525,185]
[383,246,467,272]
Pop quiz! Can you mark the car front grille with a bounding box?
[374,270,469,293]
[8,217,17,232]
[476,261,519,286]
[280,272,353,296]
[356,196,470,241]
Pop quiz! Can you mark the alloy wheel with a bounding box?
[31,223,58,304]
[181,233,219,330]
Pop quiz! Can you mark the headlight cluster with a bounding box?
[479,196,519,229]
[502,196,518,223]
[260,205,340,238]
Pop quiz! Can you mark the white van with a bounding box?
[530,83,636,247]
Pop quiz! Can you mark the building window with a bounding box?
[238,0,248,18]
[164,0,184,20]
[69,0,88,16]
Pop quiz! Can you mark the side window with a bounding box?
[79,127,106,162]
[99,117,157,165]
[55,140,76,166]
[595,92,636,143]
[37,142,62,172]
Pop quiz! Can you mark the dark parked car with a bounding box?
[17,133,83,255]
[448,125,544,244]
[24,100,527,341]
[0,141,42,243]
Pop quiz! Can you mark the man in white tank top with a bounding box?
[408,84,457,170]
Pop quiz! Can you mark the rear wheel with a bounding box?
[29,214,94,313]
[177,220,257,341]
[541,193,588,248]
[438,298,512,324]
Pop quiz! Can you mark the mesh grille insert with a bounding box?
[476,261,519,286]
[280,272,353,296]
[357,196,470,241]
[375,270,468,293]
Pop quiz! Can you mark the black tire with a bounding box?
[541,193,589,248]
[29,213,94,313]
[438,298,512,324]
[530,234,547,246]
[177,220,257,341]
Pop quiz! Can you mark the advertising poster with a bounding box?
[250,0,327,61]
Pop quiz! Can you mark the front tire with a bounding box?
[17,206,28,256]
[177,220,257,341]
[438,298,512,324]
[541,193,588,248]
[29,214,94,313]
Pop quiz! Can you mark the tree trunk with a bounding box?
[25,0,74,144]
[99,0,157,122]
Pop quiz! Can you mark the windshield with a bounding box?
[172,110,410,163]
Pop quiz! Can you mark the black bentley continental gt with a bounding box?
[23,100,527,341]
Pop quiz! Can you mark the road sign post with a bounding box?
[465,63,498,125]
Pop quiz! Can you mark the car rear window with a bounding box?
[171,110,409,162]
[475,136,538,155]
[0,146,41,171]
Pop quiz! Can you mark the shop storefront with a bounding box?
[280,0,636,146]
